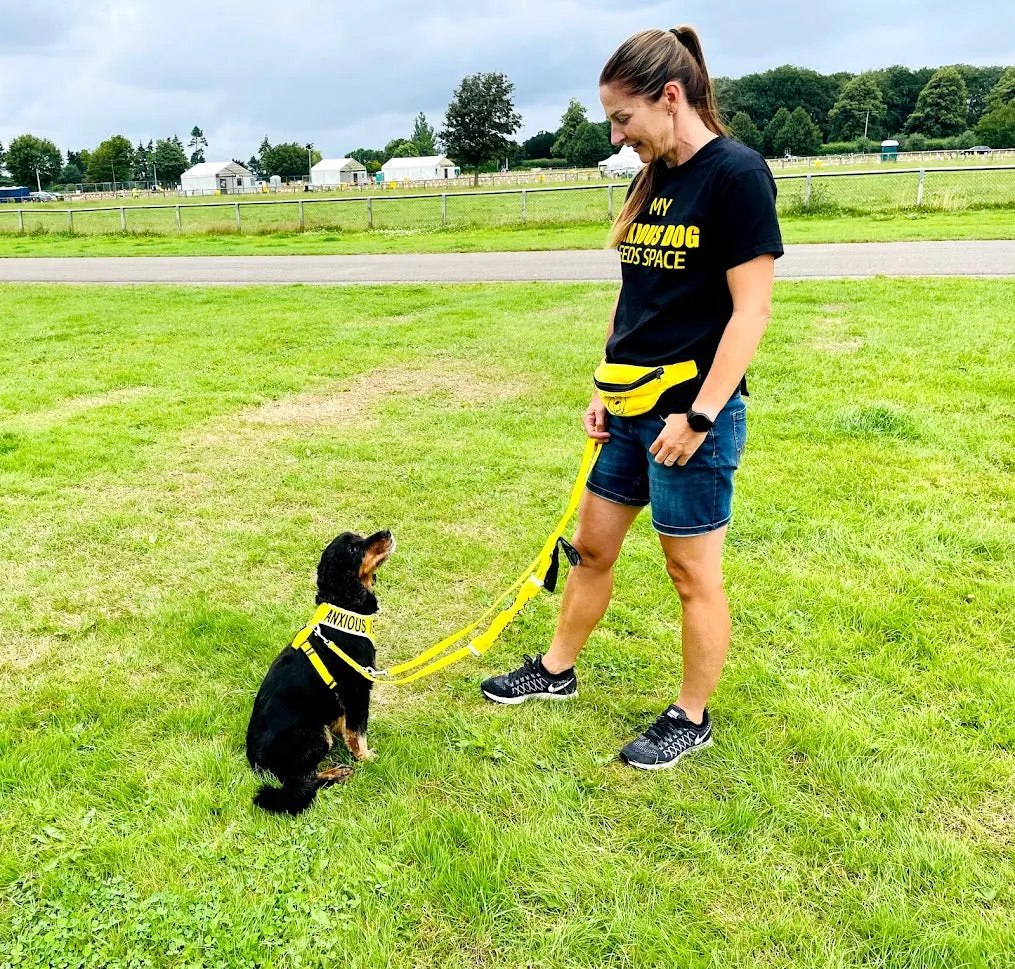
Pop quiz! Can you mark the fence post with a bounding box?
[441,193,447,226]
[916,169,925,206]
[175,205,182,233]
[17,209,24,232]
[120,207,126,231]
[367,196,373,228]
[235,201,241,230]
[608,184,614,220]
[298,199,304,229]
[804,173,812,207]
[68,209,74,231]
[521,189,527,221]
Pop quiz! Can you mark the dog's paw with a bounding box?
[316,765,354,785]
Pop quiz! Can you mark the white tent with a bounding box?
[598,145,644,178]
[311,157,368,187]
[180,161,256,195]
[381,155,459,182]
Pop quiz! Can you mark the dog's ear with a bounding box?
[358,530,395,590]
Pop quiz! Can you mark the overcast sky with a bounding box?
[2,0,1013,161]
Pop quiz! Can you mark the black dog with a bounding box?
[246,530,394,814]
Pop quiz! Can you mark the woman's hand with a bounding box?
[649,414,707,467]
[583,392,611,442]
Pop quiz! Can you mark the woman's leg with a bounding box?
[656,526,730,723]
[540,491,642,674]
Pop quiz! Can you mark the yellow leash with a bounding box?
[291,438,602,687]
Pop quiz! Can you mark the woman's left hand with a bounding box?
[649,414,708,467]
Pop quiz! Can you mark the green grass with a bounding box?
[0,207,1014,259]
[1,280,1013,968]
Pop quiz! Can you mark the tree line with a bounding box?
[2,62,1013,191]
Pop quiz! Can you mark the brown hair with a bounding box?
[601,26,725,248]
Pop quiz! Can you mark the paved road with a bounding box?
[1,240,1013,285]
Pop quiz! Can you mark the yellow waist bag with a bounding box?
[593,359,699,417]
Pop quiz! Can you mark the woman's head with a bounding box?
[601,26,725,247]
[600,26,723,158]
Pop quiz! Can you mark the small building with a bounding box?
[380,155,459,182]
[180,161,256,195]
[311,157,368,187]
[598,145,644,178]
[880,140,900,162]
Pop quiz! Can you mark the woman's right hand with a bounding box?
[583,392,611,442]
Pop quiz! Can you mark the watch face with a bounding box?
[687,411,713,432]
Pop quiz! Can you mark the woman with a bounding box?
[482,26,783,769]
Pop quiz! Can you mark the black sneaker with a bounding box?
[481,654,577,705]
[619,705,712,770]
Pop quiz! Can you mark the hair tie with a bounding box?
[669,27,681,40]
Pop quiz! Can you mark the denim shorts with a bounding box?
[585,394,747,537]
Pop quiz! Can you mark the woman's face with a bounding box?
[600,82,676,163]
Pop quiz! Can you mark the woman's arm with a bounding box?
[584,289,622,441]
[692,253,775,418]
[648,254,774,467]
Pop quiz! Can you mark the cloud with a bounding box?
[1,0,1011,159]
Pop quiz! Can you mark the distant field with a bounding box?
[0,208,1013,259]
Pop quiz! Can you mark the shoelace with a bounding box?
[643,709,694,747]
[506,654,542,688]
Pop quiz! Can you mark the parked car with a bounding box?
[28,190,64,202]
[960,145,992,156]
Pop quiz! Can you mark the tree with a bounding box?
[151,138,189,185]
[259,141,314,180]
[86,136,136,185]
[872,65,935,136]
[383,138,416,161]
[779,107,822,156]
[728,111,763,154]
[551,98,588,160]
[440,72,522,184]
[58,162,83,184]
[828,73,886,141]
[6,134,63,188]
[67,149,90,172]
[976,103,1015,148]
[986,67,1015,113]
[905,68,968,136]
[728,66,842,139]
[134,140,153,181]
[566,121,612,167]
[764,106,792,155]
[411,112,436,155]
[522,130,557,159]
[955,65,1004,127]
[0,141,6,179]
[349,148,384,167]
[188,126,208,165]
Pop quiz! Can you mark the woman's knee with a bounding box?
[571,534,621,573]
[664,554,724,599]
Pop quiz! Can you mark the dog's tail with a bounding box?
[253,774,323,815]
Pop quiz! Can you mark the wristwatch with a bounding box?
[686,407,715,433]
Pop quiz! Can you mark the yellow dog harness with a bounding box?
[593,359,698,417]
[292,437,602,688]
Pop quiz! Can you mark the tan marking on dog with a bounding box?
[316,765,353,783]
[359,534,395,589]
[342,725,375,761]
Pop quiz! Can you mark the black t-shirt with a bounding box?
[608,136,783,410]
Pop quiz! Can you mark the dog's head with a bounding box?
[316,530,395,614]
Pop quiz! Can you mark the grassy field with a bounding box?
[0,207,1014,259]
[1,280,1013,968]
